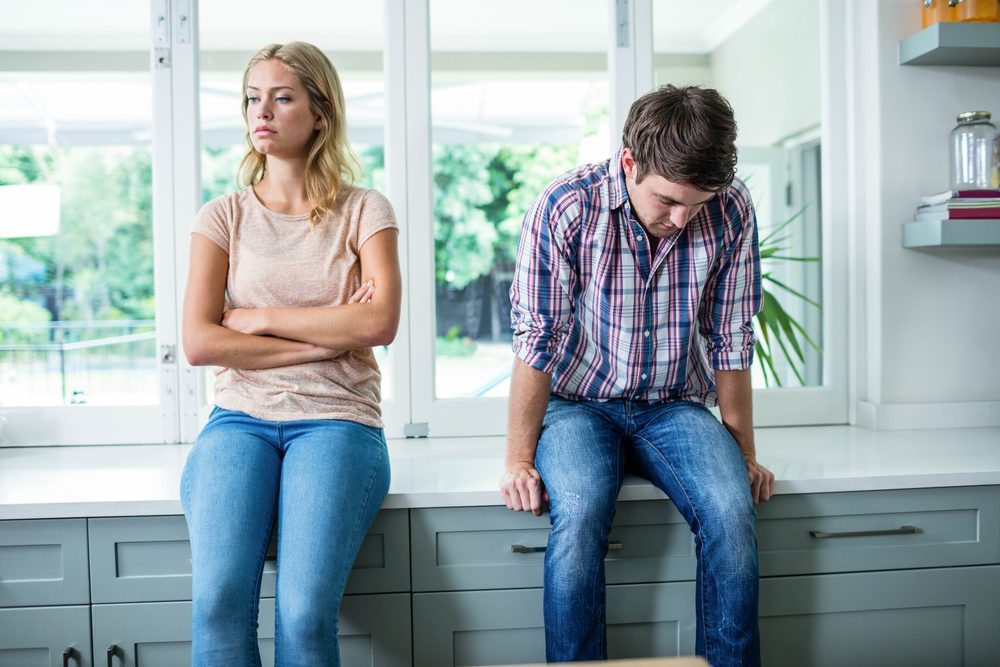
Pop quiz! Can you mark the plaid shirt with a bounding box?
[510,146,761,406]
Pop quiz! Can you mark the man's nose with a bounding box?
[671,206,691,229]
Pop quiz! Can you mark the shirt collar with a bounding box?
[608,145,629,211]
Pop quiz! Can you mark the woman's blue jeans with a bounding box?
[180,407,390,667]
[535,396,760,666]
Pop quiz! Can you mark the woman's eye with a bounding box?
[276,97,291,103]
[247,96,259,104]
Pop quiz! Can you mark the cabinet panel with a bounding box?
[411,501,695,592]
[339,594,412,667]
[0,519,89,607]
[760,565,1000,667]
[92,594,409,667]
[0,605,92,667]
[91,600,274,667]
[757,486,1000,577]
[89,510,409,603]
[412,583,696,667]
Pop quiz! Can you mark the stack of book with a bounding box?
[915,189,1000,222]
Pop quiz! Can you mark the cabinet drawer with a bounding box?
[90,594,410,667]
[89,509,409,603]
[411,501,695,592]
[760,565,1000,667]
[757,486,1000,577]
[412,582,696,667]
[0,605,92,667]
[0,519,89,607]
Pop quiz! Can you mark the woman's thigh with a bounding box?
[275,420,391,606]
[181,408,282,598]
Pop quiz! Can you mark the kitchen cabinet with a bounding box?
[0,606,92,667]
[2,485,999,666]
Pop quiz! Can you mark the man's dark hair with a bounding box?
[622,85,738,191]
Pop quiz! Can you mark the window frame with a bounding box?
[0,0,849,446]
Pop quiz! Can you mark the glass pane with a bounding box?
[0,3,156,407]
[430,0,609,399]
[653,0,823,389]
[198,1,390,399]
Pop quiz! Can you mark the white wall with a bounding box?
[709,0,821,147]
[854,0,1000,427]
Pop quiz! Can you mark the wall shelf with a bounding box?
[899,22,1000,66]
[902,219,1000,248]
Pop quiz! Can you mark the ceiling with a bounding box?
[0,0,773,54]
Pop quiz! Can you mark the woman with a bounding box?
[180,41,400,667]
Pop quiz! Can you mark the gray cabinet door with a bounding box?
[411,501,695,592]
[91,595,409,667]
[91,600,275,667]
[0,519,89,607]
[412,583,696,667]
[760,565,1000,667]
[757,486,1000,577]
[339,594,412,667]
[89,510,409,603]
[0,605,92,667]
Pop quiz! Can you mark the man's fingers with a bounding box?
[527,477,544,516]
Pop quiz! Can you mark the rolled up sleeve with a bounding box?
[699,182,762,371]
[509,186,578,375]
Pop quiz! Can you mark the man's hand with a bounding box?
[744,456,774,504]
[500,463,549,516]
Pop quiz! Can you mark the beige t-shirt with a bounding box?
[191,185,397,427]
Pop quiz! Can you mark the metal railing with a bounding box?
[0,320,157,405]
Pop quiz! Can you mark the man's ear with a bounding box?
[621,147,636,179]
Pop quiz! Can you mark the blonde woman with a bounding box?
[180,42,400,666]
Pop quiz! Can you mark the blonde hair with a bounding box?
[238,42,361,227]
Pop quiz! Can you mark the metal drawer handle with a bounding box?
[512,541,623,554]
[62,648,75,667]
[809,525,920,539]
[106,644,119,667]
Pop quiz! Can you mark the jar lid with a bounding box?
[956,111,992,123]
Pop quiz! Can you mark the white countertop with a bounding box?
[1,426,999,520]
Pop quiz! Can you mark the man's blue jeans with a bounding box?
[180,407,390,667]
[535,396,760,666]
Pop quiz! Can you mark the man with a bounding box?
[499,85,775,666]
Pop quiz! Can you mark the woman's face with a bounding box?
[245,59,323,160]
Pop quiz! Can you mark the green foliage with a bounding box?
[433,143,578,290]
[754,206,821,387]
[0,146,155,322]
[436,325,477,357]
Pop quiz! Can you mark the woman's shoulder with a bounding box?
[333,185,396,222]
[196,187,256,222]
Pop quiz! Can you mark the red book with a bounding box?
[920,189,1000,206]
[914,207,1000,221]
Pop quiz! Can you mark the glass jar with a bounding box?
[950,111,998,190]
[922,0,959,28]
[955,0,1000,22]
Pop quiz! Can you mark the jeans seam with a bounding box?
[346,439,386,572]
[250,490,278,667]
[633,431,712,658]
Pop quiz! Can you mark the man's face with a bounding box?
[621,148,718,238]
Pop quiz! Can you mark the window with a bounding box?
[0,1,169,444]
[0,0,849,445]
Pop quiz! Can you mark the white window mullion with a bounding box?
[166,0,203,443]
[151,0,180,444]
[383,0,415,438]
[397,0,437,437]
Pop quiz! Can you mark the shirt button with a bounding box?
[636,234,643,241]
[641,373,648,380]
[644,330,650,337]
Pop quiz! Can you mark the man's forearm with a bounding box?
[715,368,755,456]
[505,358,553,467]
